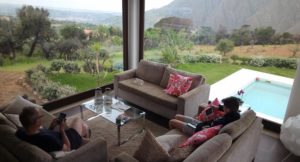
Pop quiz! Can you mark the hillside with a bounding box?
[146,0,300,33]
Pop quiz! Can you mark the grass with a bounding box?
[0,56,51,72]
[177,63,296,84]
[47,71,118,92]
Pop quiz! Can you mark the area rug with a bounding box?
[67,109,169,160]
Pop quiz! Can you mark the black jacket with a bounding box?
[195,111,240,132]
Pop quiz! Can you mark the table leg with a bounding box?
[117,125,121,146]
[80,105,84,120]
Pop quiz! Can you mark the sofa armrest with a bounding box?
[177,84,210,117]
[183,134,232,162]
[57,137,108,162]
[113,152,139,162]
[114,69,136,97]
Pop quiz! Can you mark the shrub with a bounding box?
[25,66,76,101]
[113,62,124,71]
[183,54,222,63]
[63,62,81,74]
[50,60,65,72]
[0,56,3,66]
[82,61,97,74]
[249,57,265,67]
[263,58,297,69]
[40,82,76,100]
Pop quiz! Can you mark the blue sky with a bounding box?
[0,0,174,12]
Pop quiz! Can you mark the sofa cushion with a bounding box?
[133,130,169,162]
[4,114,22,128]
[2,96,42,114]
[165,74,193,97]
[0,125,52,162]
[156,134,187,153]
[160,67,204,90]
[219,110,256,140]
[0,113,17,129]
[180,125,222,147]
[183,134,232,162]
[119,78,178,110]
[2,96,54,128]
[136,60,167,85]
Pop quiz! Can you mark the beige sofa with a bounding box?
[114,60,210,119]
[114,109,263,162]
[0,96,108,162]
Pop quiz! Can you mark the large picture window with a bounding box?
[0,0,123,105]
[144,0,297,84]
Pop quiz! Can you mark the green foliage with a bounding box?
[215,39,234,56]
[60,24,85,40]
[50,60,65,72]
[183,54,222,63]
[17,5,52,57]
[63,62,81,73]
[249,57,265,67]
[57,38,81,60]
[113,62,123,71]
[0,55,3,66]
[82,61,97,74]
[111,36,122,46]
[263,57,298,69]
[25,66,76,100]
[254,27,275,45]
[161,46,179,66]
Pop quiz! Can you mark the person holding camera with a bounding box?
[15,106,90,152]
[169,96,242,136]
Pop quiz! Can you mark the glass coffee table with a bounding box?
[80,97,146,146]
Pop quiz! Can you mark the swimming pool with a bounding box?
[238,80,292,121]
[209,69,294,124]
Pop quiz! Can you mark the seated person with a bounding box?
[169,96,243,136]
[15,106,90,152]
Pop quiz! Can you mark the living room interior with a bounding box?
[1,0,300,162]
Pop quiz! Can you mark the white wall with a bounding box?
[128,0,140,69]
[285,61,300,121]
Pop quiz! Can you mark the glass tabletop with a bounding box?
[81,97,145,126]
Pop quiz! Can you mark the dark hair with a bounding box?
[221,96,243,112]
[19,107,39,129]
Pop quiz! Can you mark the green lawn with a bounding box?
[177,63,296,84]
[47,71,118,92]
[0,55,296,92]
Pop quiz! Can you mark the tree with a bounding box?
[60,24,86,40]
[215,39,234,56]
[215,25,228,43]
[193,26,215,45]
[289,44,300,57]
[254,26,275,45]
[0,17,22,59]
[231,25,252,46]
[17,5,51,57]
[57,38,81,61]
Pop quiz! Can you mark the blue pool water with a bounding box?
[239,80,291,120]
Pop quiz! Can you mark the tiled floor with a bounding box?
[255,130,300,162]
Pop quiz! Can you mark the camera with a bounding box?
[57,113,66,124]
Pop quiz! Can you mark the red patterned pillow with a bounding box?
[180,125,222,147]
[196,106,224,122]
[165,74,193,97]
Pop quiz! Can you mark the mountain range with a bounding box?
[145,0,300,33]
[1,0,300,34]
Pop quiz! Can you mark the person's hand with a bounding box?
[59,119,66,132]
[49,118,59,130]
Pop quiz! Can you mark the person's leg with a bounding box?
[169,119,195,136]
[175,114,200,125]
[169,119,186,131]
[69,117,89,137]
